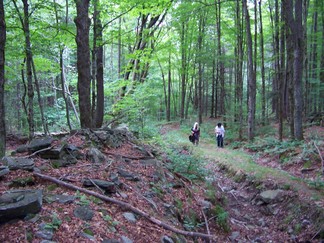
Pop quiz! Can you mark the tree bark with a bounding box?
[0,0,5,158]
[259,1,266,125]
[74,0,91,128]
[292,0,304,140]
[13,0,35,140]
[243,0,256,141]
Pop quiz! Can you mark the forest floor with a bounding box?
[0,122,323,243]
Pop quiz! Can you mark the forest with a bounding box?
[0,0,322,148]
[0,0,323,242]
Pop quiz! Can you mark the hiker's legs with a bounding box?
[217,135,221,147]
[220,136,224,147]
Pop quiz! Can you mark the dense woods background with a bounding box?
[0,0,323,157]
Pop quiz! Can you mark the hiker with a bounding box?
[215,123,225,147]
[191,122,200,145]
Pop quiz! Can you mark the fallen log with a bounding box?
[33,172,215,240]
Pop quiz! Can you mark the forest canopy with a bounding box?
[0,0,323,148]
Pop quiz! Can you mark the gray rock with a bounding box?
[0,166,9,177]
[229,231,240,241]
[122,212,137,223]
[35,230,54,240]
[44,194,75,204]
[88,147,106,164]
[28,137,54,153]
[259,190,284,204]
[0,189,42,223]
[102,239,120,243]
[74,206,94,221]
[1,157,34,171]
[161,235,174,243]
[121,236,133,243]
[118,168,140,181]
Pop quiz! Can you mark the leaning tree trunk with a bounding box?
[0,0,6,158]
[74,0,92,128]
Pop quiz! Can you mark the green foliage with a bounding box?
[44,213,62,231]
[46,184,58,191]
[102,213,120,232]
[75,191,91,206]
[183,209,204,231]
[83,228,94,236]
[212,205,230,232]
[307,177,324,191]
[167,151,206,181]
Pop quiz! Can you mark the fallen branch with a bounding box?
[22,145,55,158]
[33,172,215,240]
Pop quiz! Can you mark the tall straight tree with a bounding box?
[235,0,244,140]
[258,0,266,125]
[243,0,256,141]
[292,0,304,140]
[74,0,92,128]
[0,0,6,158]
[92,0,104,128]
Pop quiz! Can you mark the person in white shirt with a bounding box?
[215,123,225,147]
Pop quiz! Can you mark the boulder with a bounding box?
[1,157,34,171]
[82,179,116,193]
[0,189,42,224]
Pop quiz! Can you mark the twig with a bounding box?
[22,145,55,158]
[88,178,105,194]
[230,218,249,230]
[34,172,215,240]
[217,182,225,192]
[311,228,322,241]
[230,190,239,202]
[313,141,324,175]
[201,210,212,243]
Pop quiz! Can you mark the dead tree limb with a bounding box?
[33,172,215,240]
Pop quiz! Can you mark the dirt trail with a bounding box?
[186,138,323,242]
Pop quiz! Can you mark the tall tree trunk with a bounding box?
[197,13,205,125]
[279,1,286,141]
[0,0,6,158]
[235,0,244,140]
[16,0,35,140]
[59,49,72,130]
[259,1,266,125]
[92,0,104,128]
[320,1,324,113]
[180,21,187,120]
[243,0,256,141]
[167,52,171,121]
[293,0,304,140]
[74,0,91,128]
